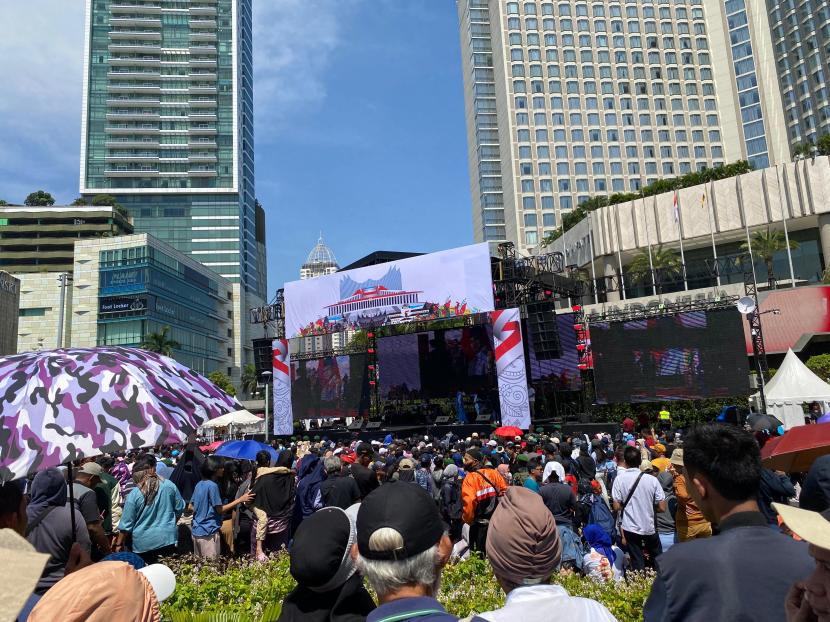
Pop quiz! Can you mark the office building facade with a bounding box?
[0,272,20,355]
[80,0,265,301]
[458,0,742,254]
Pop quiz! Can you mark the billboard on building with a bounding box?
[283,243,494,339]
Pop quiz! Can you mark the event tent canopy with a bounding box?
[201,409,263,429]
[760,349,830,429]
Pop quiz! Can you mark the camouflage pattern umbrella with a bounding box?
[0,346,241,483]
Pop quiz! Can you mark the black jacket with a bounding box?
[644,511,813,622]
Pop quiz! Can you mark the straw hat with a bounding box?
[0,529,49,622]
[669,448,684,466]
[773,503,830,550]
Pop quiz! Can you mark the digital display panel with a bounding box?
[590,309,750,404]
[526,312,581,391]
[290,354,369,419]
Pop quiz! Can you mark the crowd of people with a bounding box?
[2,420,830,621]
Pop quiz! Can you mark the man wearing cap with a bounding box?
[72,462,112,559]
[667,449,711,542]
[471,487,616,621]
[774,503,830,622]
[650,444,670,473]
[354,484,457,622]
[351,442,381,499]
[461,448,508,553]
[644,424,812,622]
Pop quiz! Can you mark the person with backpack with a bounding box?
[577,480,616,542]
[461,448,508,553]
[440,464,463,543]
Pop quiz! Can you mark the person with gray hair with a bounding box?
[353,484,457,622]
[320,455,361,511]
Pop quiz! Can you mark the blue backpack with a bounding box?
[587,495,616,539]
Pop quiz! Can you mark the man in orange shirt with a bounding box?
[651,444,671,473]
[669,449,712,541]
[461,448,507,553]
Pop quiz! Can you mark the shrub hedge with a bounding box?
[159,554,654,622]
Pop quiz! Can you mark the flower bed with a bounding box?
[160,554,654,622]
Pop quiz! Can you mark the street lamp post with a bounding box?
[261,371,272,441]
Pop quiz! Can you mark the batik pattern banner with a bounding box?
[491,308,531,430]
[272,339,293,436]
[283,243,495,339]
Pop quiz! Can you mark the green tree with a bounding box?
[208,371,237,397]
[71,197,88,206]
[348,330,369,349]
[240,363,258,398]
[741,228,799,288]
[139,326,180,357]
[806,354,830,382]
[91,194,119,207]
[818,134,830,156]
[24,190,55,206]
[0,199,8,206]
[626,245,682,294]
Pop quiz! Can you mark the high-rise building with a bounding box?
[457,0,746,254]
[299,235,339,280]
[80,0,264,298]
[79,0,264,380]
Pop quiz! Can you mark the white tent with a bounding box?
[201,409,263,429]
[759,349,830,429]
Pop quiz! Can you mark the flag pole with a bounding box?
[588,212,599,304]
[614,203,627,300]
[644,196,657,296]
[703,183,721,287]
[674,189,688,291]
[776,163,796,287]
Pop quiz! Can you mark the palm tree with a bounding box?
[140,326,180,357]
[741,228,799,288]
[240,363,259,398]
[626,245,682,294]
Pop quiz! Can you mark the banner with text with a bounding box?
[491,308,531,430]
[283,243,494,339]
[272,339,293,436]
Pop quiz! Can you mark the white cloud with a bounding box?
[0,1,85,203]
[253,0,356,143]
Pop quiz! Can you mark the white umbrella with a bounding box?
[202,409,262,429]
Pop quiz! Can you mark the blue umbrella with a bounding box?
[214,440,278,463]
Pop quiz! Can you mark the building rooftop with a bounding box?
[303,234,338,268]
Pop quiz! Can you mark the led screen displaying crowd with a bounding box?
[590,309,750,404]
[377,325,496,404]
[290,354,369,419]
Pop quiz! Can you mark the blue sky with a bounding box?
[0,1,473,296]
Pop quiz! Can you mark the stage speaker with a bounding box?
[525,301,561,360]
[475,414,491,423]
[434,416,451,424]
[347,420,363,431]
[252,338,274,377]
[365,421,382,430]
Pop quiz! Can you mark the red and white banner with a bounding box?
[490,308,531,430]
[272,339,293,436]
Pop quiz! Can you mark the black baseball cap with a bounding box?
[357,483,445,561]
[355,442,376,458]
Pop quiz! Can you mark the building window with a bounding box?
[19,307,51,317]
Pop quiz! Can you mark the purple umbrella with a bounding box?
[0,346,241,483]
[817,413,830,424]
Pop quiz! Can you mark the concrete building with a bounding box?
[299,235,339,280]
[79,0,266,345]
[457,0,739,254]
[0,271,20,355]
[0,204,133,273]
[548,156,830,304]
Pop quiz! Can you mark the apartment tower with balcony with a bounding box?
[80,0,264,380]
[457,0,749,254]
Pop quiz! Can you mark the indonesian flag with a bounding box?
[673,191,680,223]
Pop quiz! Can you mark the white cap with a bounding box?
[487,439,497,447]
[138,564,176,602]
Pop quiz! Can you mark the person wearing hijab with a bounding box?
[474,487,617,621]
[25,468,92,598]
[116,454,186,565]
[168,445,205,504]
[278,507,375,622]
[28,560,175,622]
[250,450,296,559]
[293,454,326,531]
[582,524,624,582]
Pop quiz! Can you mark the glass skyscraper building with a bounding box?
[80,0,265,301]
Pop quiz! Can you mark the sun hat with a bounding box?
[0,529,49,622]
[640,460,654,472]
[78,462,104,477]
[773,503,830,550]
[669,448,684,466]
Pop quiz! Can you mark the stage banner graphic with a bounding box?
[283,243,494,339]
[491,308,531,430]
[272,339,293,436]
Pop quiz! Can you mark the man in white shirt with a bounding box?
[612,446,666,571]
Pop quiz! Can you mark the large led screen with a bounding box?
[590,309,750,404]
[526,313,581,391]
[290,354,369,419]
[283,243,494,339]
[377,325,496,402]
